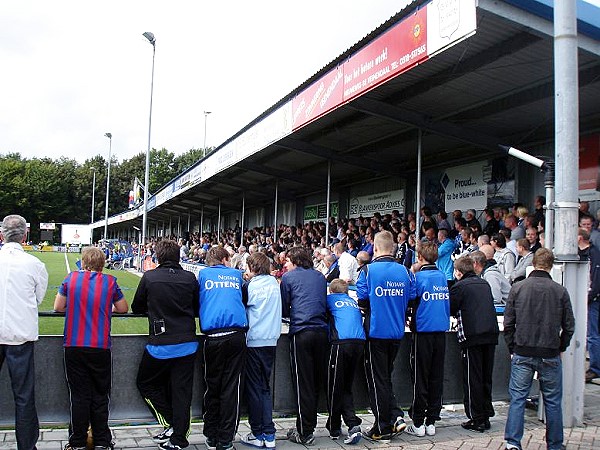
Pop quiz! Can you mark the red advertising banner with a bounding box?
[292,66,344,130]
[342,7,428,103]
[291,0,477,131]
[579,134,600,192]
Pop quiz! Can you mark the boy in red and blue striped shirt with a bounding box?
[54,246,128,450]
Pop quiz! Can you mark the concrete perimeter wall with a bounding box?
[0,332,512,426]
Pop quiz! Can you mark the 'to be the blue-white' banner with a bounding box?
[442,162,487,212]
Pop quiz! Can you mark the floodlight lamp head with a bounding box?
[104,132,112,139]
[143,32,156,46]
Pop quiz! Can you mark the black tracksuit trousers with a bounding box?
[64,347,112,448]
[289,328,328,438]
[408,332,446,427]
[202,331,247,445]
[136,349,196,448]
[461,343,496,423]
[326,342,363,433]
[364,340,404,435]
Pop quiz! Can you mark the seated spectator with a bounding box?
[465,209,482,234]
[491,233,515,280]
[471,247,510,305]
[526,227,541,253]
[437,211,451,232]
[324,254,340,283]
[482,208,499,237]
[356,251,371,273]
[510,238,534,284]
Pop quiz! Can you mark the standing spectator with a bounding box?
[532,195,546,230]
[491,233,515,280]
[55,246,128,450]
[437,211,451,232]
[406,242,450,438]
[503,248,575,450]
[325,279,365,445]
[505,215,525,241]
[525,227,541,253]
[465,209,482,234]
[199,247,248,450]
[580,214,600,249]
[132,239,199,450]
[395,232,409,263]
[436,229,455,287]
[281,247,328,445]
[357,230,416,443]
[510,239,534,284]
[0,215,48,450]
[240,253,282,449]
[450,256,499,432]
[482,208,499,237]
[333,242,359,284]
[579,228,600,383]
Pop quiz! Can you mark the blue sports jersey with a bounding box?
[413,265,450,332]
[356,256,416,340]
[326,293,366,342]
[198,265,247,334]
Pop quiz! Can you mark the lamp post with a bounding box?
[91,168,96,224]
[142,31,156,252]
[203,111,211,155]
[90,167,96,244]
[103,133,112,240]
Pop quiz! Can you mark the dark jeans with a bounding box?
[245,346,276,436]
[0,341,39,450]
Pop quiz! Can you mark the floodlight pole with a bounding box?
[103,133,112,240]
[142,32,156,252]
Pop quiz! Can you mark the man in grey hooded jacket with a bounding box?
[472,247,510,305]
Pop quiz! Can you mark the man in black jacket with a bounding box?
[132,240,200,450]
[503,248,574,450]
[450,256,499,433]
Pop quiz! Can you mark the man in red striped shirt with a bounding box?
[54,246,128,450]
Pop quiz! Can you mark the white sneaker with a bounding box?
[405,424,425,437]
[241,432,264,448]
[425,424,435,436]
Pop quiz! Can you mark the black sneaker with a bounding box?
[94,445,115,450]
[159,441,183,450]
[461,419,485,432]
[286,428,315,445]
[205,437,218,450]
[64,445,86,450]
[329,429,341,440]
[363,427,391,444]
[217,442,235,450]
[153,426,174,444]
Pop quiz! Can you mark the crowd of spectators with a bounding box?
[129,198,599,287]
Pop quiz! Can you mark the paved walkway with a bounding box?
[3,382,600,450]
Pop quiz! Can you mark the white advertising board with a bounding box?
[348,189,405,218]
[61,224,92,245]
[442,162,487,212]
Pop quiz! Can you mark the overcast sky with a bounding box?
[1,0,598,163]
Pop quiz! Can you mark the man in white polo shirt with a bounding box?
[333,242,359,284]
[0,214,48,450]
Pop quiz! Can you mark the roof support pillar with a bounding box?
[217,199,221,243]
[416,129,423,233]
[554,0,584,428]
[241,193,246,248]
[273,181,279,243]
[325,160,331,247]
[200,205,204,235]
